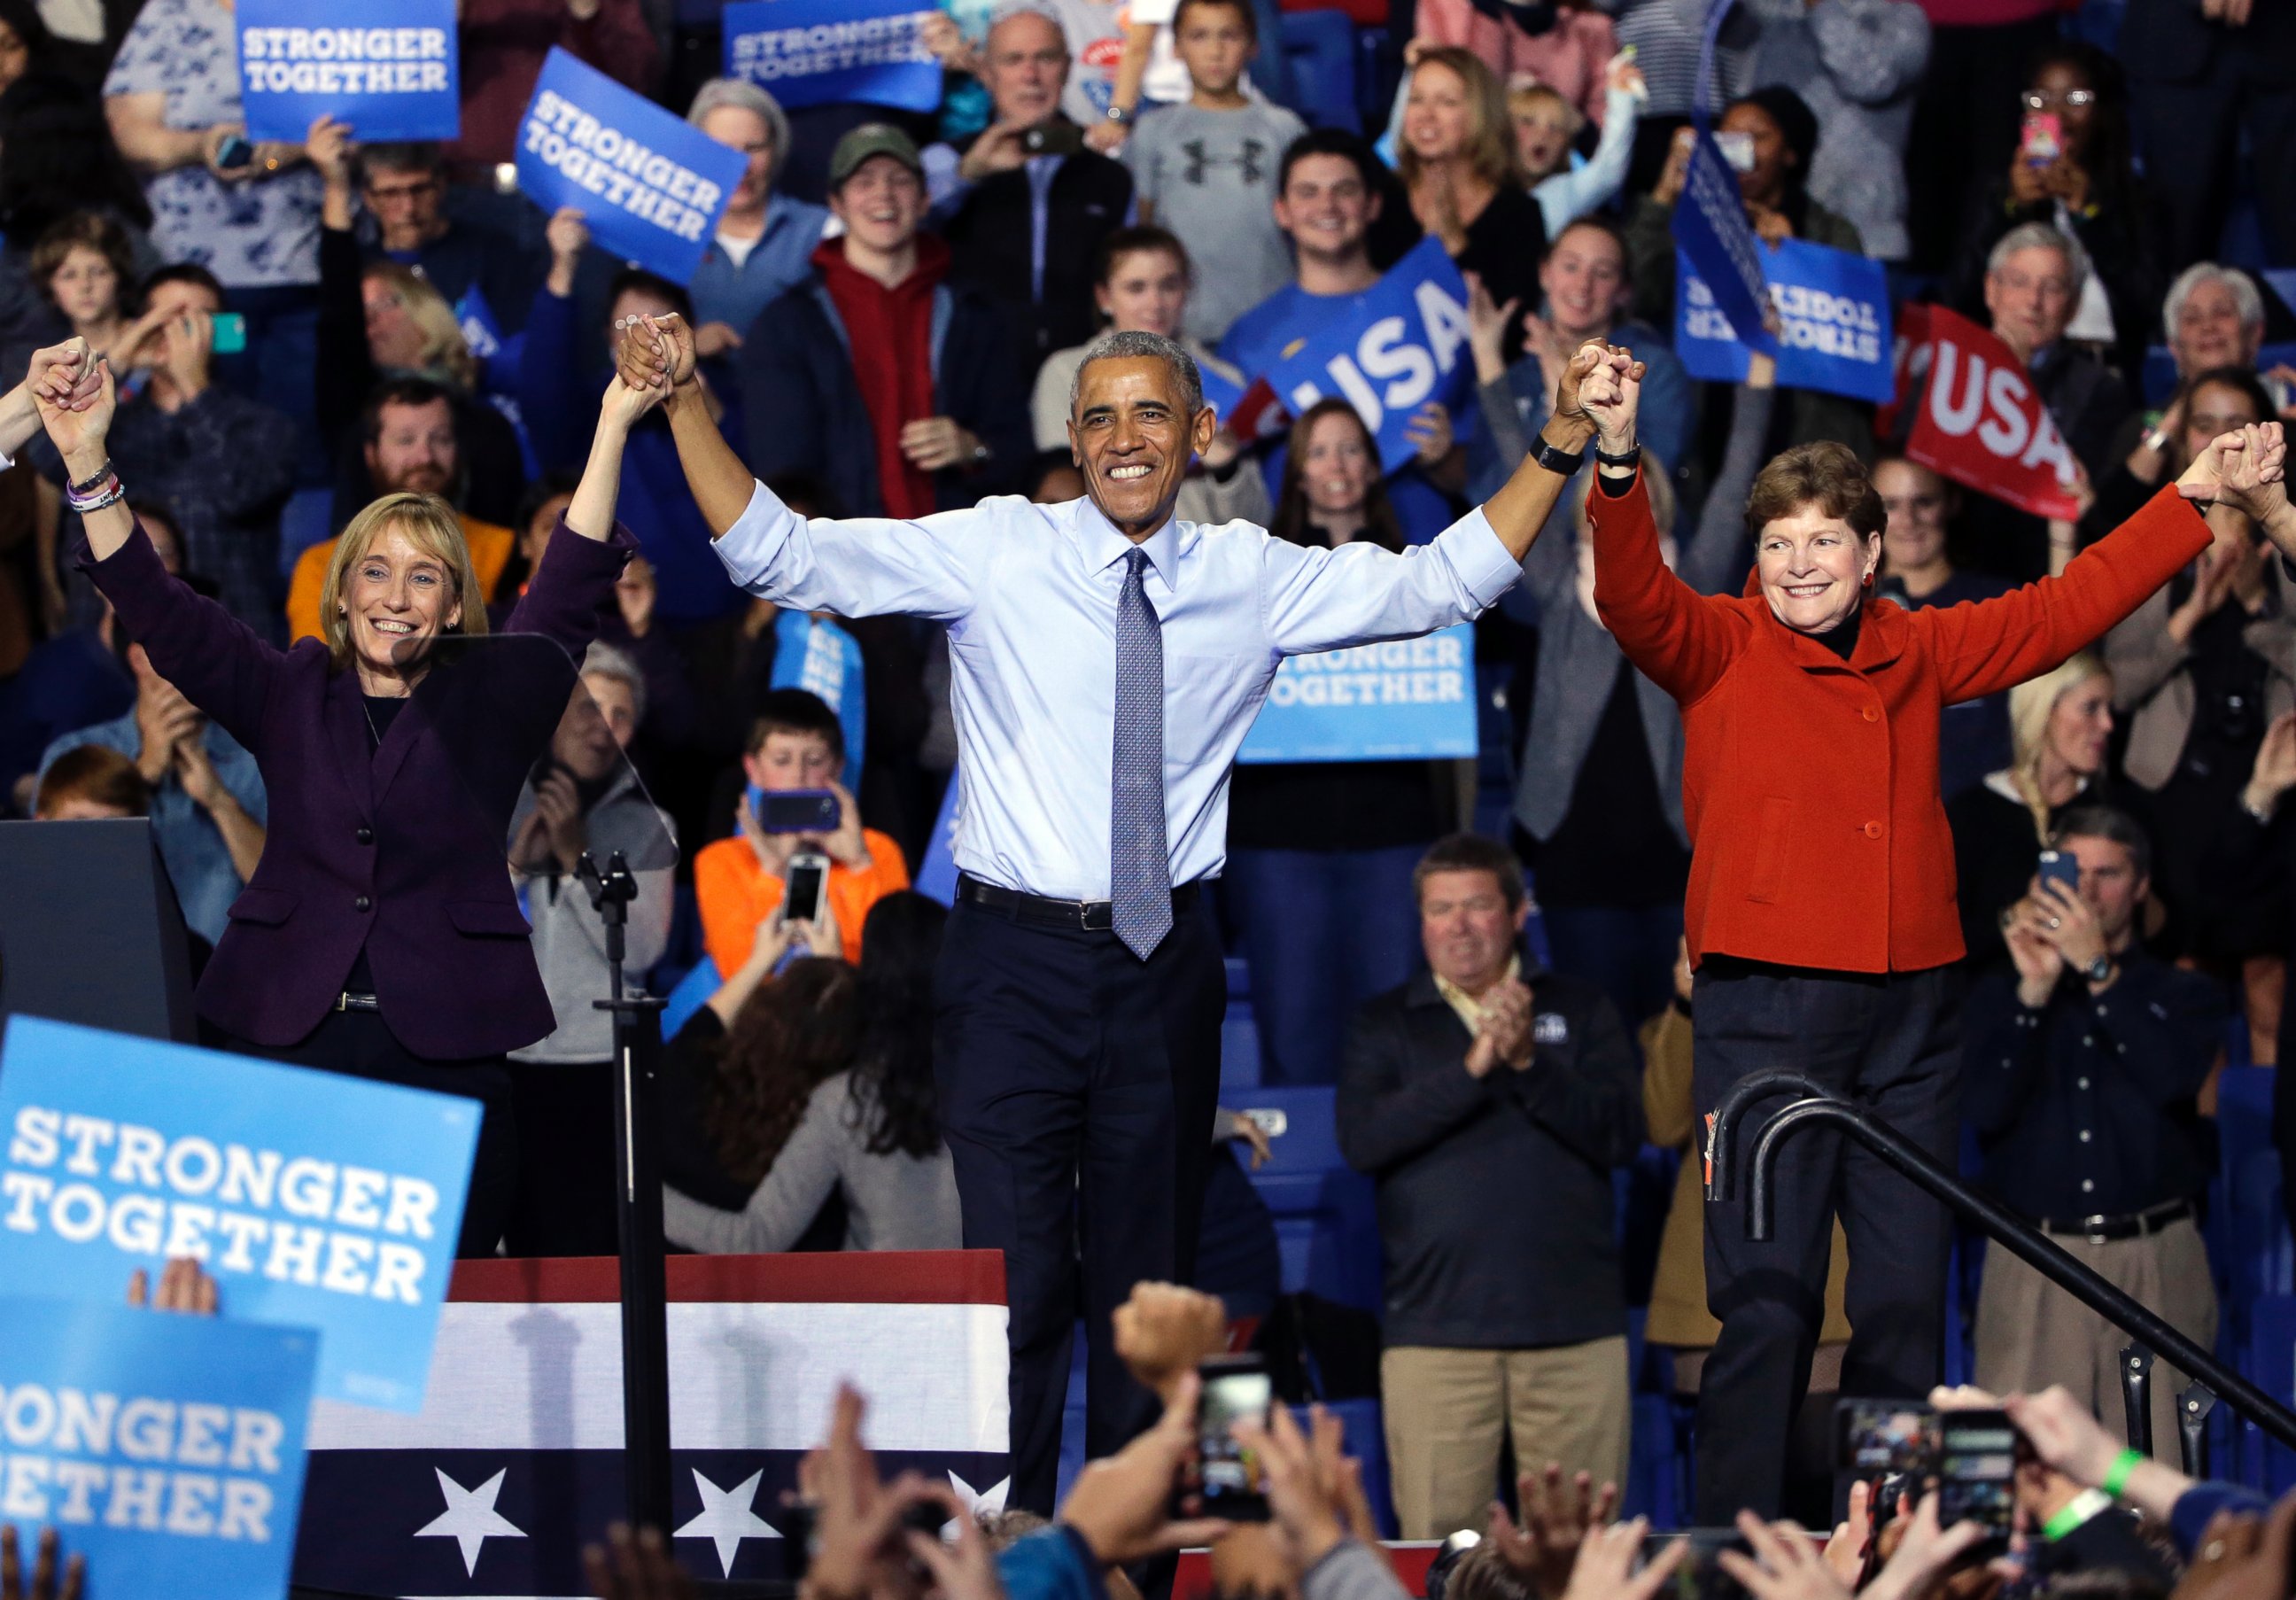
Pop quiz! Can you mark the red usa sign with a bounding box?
[1902,305,2081,521]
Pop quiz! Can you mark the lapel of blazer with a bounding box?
[325,672,376,819]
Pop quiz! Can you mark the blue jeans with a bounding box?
[1540,903,1684,1032]
[1227,843,1425,1086]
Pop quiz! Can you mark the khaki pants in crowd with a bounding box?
[1380,1338,1631,1541]
[1974,1215,2216,1458]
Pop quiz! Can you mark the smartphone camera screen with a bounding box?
[1834,1402,1940,1475]
[1196,1360,1273,1519]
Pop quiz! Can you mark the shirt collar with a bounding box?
[1431,954,1524,1034]
[1074,496,1186,591]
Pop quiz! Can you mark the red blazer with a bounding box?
[1588,473,2212,974]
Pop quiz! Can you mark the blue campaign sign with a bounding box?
[1676,238,1894,402]
[1268,236,1473,475]
[723,0,942,114]
[0,1017,477,1414]
[0,1295,315,1600]
[237,0,459,144]
[516,48,747,284]
[1671,129,1776,359]
[1237,625,1478,764]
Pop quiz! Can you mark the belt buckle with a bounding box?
[1081,900,1113,932]
[2083,1214,2111,1246]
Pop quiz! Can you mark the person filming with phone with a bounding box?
[1965,807,2223,1455]
[694,688,908,975]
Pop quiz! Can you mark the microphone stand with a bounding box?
[576,849,672,1534]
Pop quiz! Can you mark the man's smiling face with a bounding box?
[1067,354,1214,540]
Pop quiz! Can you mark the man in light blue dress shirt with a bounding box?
[621,310,1631,1512]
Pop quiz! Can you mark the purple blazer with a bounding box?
[83,517,633,1060]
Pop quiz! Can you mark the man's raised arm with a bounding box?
[1476,345,1626,561]
[620,315,767,539]
[616,314,979,625]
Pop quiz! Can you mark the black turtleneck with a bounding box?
[1810,602,1861,662]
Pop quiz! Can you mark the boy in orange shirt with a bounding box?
[694,690,909,974]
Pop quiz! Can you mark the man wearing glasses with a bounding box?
[353,142,548,335]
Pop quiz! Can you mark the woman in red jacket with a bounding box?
[1571,342,2289,1523]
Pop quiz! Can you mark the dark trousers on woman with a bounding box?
[934,888,1227,1514]
[1689,959,1961,1522]
[229,1007,519,1259]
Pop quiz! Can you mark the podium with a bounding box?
[0,818,196,1042]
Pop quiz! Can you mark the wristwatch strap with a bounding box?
[1594,442,1642,470]
[1532,437,1586,475]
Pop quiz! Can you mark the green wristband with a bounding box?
[2102,1447,2145,1497]
[2044,1488,2113,1542]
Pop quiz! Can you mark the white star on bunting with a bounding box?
[674,1468,780,1578]
[415,1467,526,1575]
[946,1471,1011,1518]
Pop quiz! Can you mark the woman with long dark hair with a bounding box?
[665,891,959,1252]
[1947,39,2159,379]
[1224,399,1454,1085]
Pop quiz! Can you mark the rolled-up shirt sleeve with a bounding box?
[710,479,987,623]
[1260,505,1520,656]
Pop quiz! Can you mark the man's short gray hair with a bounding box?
[2163,261,2265,342]
[987,0,1067,49]
[1070,330,1204,421]
[581,641,648,728]
[1987,221,2090,298]
[686,78,791,187]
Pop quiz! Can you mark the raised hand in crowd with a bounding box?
[547,206,593,299]
[1230,1403,1346,1573]
[132,674,198,784]
[1060,1371,1231,1564]
[796,896,842,959]
[900,416,986,475]
[904,1498,1004,1600]
[1560,1519,1687,1600]
[1404,402,1454,470]
[1113,1279,1229,1402]
[128,1255,220,1314]
[1653,126,1695,208]
[0,1526,82,1600]
[2246,711,2296,823]
[2174,1498,2296,1600]
[1859,1495,1990,1600]
[919,12,983,79]
[309,113,358,229]
[958,120,1033,185]
[1824,1480,1877,1588]
[1983,1385,2195,1522]
[1487,1464,1621,1600]
[1722,1515,1862,1600]
[585,1524,692,1600]
[516,765,589,876]
[1464,272,1521,389]
[796,1385,951,1600]
[2001,889,2069,1008]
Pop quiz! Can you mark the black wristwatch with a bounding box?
[1532,435,1587,475]
[2083,953,2114,984]
[1594,441,1642,471]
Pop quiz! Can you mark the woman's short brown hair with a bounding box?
[29,212,136,313]
[1745,441,1886,542]
[318,492,489,672]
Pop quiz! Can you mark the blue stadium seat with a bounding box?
[1280,10,1361,133]
[2216,1066,2288,1345]
[1222,1085,1382,1310]
[2238,1294,2296,1492]
[276,485,336,578]
[659,956,722,1039]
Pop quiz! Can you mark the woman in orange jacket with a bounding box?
[1569,341,2291,1522]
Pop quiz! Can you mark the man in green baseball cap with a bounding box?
[826,122,926,189]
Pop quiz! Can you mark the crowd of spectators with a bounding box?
[7,0,2296,1572]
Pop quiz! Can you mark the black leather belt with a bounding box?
[335,991,382,1013]
[956,874,1204,933]
[2038,1198,2194,1245]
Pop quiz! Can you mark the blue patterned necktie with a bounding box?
[1111,548,1172,959]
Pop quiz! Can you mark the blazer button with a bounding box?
[1863,821,1882,839]
[356,826,374,845]
[1862,706,1879,722]
[354,895,372,913]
